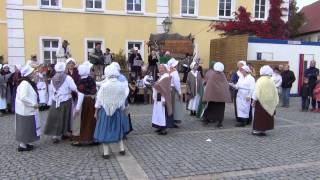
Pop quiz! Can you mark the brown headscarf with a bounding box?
[203,69,232,103]
[154,74,172,116]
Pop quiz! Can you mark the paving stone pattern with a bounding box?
[1,98,320,180]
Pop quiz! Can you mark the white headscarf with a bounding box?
[110,62,121,72]
[15,65,22,71]
[78,64,90,78]
[66,58,76,65]
[3,64,9,69]
[238,60,247,66]
[260,65,274,76]
[241,65,251,73]
[21,65,34,77]
[167,58,179,68]
[214,62,224,72]
[104,64,120,78]
[55,62,66,72]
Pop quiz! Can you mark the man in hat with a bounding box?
[15,65,40,151]
[56,40,72,63]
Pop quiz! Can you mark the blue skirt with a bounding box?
[94,108,130,144]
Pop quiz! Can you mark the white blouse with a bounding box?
[48,75,81,110]
[170,71,182,95]
[15,81,38,116]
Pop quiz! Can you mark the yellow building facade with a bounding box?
[1,0,289,68]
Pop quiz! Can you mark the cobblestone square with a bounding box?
[1,98,320,180]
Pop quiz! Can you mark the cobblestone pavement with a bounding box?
[1,98,320,180]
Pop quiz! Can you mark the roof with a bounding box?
[299,0,320,35]
[248,37,320,46]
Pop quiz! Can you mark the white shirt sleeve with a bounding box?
[172,72,182,94]
[247,78,256,98]
[18,81,38,107]
[47,83,53,106]
[143,76,150,85]
[76,92,84,111]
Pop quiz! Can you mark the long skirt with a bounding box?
[10,87,17,112]
[16,114,40,144]
[94,108,130,144]
[44,99,72,136]
[196,85,205,118]
[203,102,225,123]
[253,101,274,132]
[188,94,201,111]
[79,97,96,142]
[152,102,173,129]
[171,89,184,121]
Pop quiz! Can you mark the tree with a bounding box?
[212,0,289,39]
[212,6,255,36]
[287,0,305,37]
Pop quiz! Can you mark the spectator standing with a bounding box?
[300,77,312,112]
[56,40,72,63]
[128,47,143,80]
[89,43,104,80]
[148,50,159,79]
[103,48,113,66]
[304,60,319,111]
[272,67,282,100]
[281,64,296,108]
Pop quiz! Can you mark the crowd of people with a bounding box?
[0,39,319,158]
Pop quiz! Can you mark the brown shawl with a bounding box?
[154,74,172,116]
[203,70,232,103]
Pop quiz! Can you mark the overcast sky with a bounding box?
[296,0,318,10]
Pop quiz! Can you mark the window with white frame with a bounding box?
[86,0,103,10]
[255,0,266,19]
[127,42,142,59]
[86,40,103,61]
[42,39,59,64]
[40,0,60,8]
[219,0,232,17]
[181,0,196,16]
[127,0,143,13]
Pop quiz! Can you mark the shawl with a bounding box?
[52,72,67,90]
[0,73,11,98]
[254,76,279,116]
[187,71,202,98]
[153,74,172,116]
[203,70,232,103]
[18,76,39,102]
[97,78,129,116]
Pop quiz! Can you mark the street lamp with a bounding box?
[162,17,172,33]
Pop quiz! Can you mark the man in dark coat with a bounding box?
[281,64,296,108]
[304,60,320,111]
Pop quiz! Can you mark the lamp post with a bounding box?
[162,17,172,33]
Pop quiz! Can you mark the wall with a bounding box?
[0,0,7,62]
[247,42,320,94]
[23,10,157,63]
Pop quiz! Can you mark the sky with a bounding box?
[296,0,319,10]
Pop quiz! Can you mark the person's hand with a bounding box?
[94,112,98,119]
[251,101,256,108]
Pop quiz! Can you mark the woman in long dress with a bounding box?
[72,63,97,146]
[202,62,232,127]
[187,62,203,116]
[15,65,40,151]
[152,64,173,135]
[94,65,130,159]
[7,65,21,113]
[0,64,12,114]
[230,65,256,127]
[252,65,279,136]
[44,62,81,143]
[167,58,183,127]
